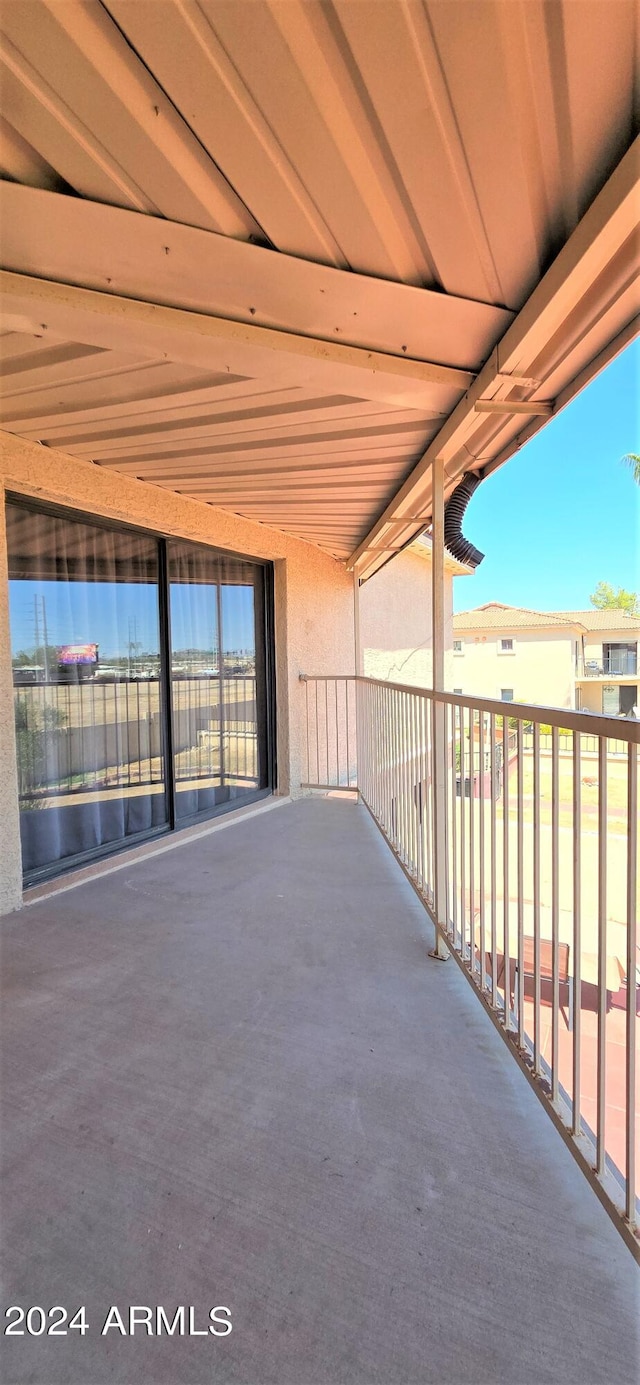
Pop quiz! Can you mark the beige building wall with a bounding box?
[576,681,602,714]
[450,627,577,708]
[582,626,639,662]
[0,431,357,913]
[359,547,455,689]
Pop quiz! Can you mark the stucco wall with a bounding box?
[359,548,454,689]
[582,628,639,660]
[0,430,355,912]
[576,681,602,714]
[450,627,577,708]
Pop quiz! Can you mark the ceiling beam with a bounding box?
[0,269,473,413]
[0,181,513,373]
[474,400,553,416]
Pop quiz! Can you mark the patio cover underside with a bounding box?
[0,0,638,576]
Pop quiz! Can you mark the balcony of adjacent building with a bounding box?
[577,644,638,680]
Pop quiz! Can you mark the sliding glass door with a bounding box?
[6,500,274,882]
[168,541,269,823]
[6,501,167,877]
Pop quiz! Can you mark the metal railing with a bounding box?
[578,654,638,677]
[300,675,639,1256]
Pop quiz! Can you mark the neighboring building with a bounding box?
[451,603,640,714]
[571,609,640,716]
[360,538,471,688]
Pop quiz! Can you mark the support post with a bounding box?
[430,455,449,959]
[353,569,363,804]
[353,570,362,676]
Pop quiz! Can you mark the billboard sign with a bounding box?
[57,643,98,666]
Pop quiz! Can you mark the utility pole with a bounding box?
[33,595,40,679]
[41,595,50,683]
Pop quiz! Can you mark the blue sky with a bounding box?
[9,579,256,661]
[453,338,639,613]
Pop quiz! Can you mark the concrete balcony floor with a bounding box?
[0,797,637,1385]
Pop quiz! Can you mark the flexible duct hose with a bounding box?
[443,472,485,568]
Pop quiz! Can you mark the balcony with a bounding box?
[1,792,637,1384]
[578,653,638,678]
[301,677,639,1259]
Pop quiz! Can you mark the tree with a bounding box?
[590,581,639,616]
[623,452,640,484]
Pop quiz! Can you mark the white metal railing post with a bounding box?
[431,455,449,960]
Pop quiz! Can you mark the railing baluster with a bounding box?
[402,689,409,860]
[468,709,476,973]
[426,695,433,901]
[626,741,637,1226]
[597,737,607,1177]
[490,713,497,1009]
[551,725,560,1101]
[443,700,450,936]
[572,730,582,1135]
[305,679,310,785]
[503,712,510,1031]
[533,721,541,1075]
[479,710,486,993]
[421,698,423,891]
[324,680,329,786]
[451,703,458,943]
[460,704,467,955]
[517,717,525,1045]
[335,678,339,786]
[345,678,350,787]
[410,691,418,878]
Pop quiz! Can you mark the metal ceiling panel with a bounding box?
[0,0,637,563]
[0,321,444,558]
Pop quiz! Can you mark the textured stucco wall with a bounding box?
[0,431,355,910]
[359,548,454,689]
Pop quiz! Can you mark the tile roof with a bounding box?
[549,609,640,631]
[453,604,583,631]
[453,604,640,633]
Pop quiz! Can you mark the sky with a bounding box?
[453,338,640,613]
[9,579,256,662]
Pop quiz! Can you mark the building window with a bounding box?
[6,497,274,883]
[453,688,463,695]
[499,638,514,652]
[453,639,463,653]
[501,688,514,702]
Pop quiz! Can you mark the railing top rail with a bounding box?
[299,674,640,743]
